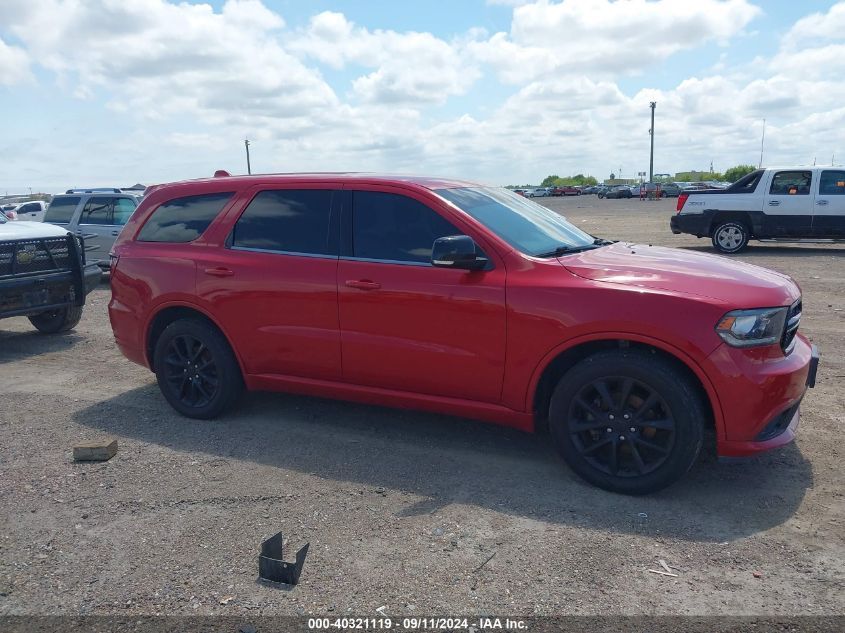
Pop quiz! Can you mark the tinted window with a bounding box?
[352,191,462,264]
[80,197,117,225]
[138,192,233,243]
[19,203,40,213]
[819,170,845,196]
[113,198,137,225]
[232,189,334,255]
[770,171,811,195]
[725,169,763,193]
[44,196,81,223]
[438,187,594,257]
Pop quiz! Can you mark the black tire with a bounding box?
[28,305,83,333]
[153,318,243,419]
[711,221,750,254]
[549,350,704,495]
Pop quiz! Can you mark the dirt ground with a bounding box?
[0,196,843,617]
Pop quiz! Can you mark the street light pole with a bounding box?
[759,119,766,168]
[649,102,656,183]
[244,139,252,175]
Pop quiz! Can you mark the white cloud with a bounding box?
[290,11,479,104]
[0,36,31,86]
[469,0,761,83]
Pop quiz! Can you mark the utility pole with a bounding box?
[649,102,656,183]
[244,139,252,175]
[759,119,766,168]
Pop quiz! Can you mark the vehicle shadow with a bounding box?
[0,328,80,362]
[73,384,813,543]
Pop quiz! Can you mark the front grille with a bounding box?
[781,299,801,352]
[0,237,73,278]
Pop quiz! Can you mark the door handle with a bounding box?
[204,267,234,277]
[768,200,780,206]
[345,279,381,290]
[816,199,829,206]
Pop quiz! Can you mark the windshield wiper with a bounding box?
[534,244,601,258]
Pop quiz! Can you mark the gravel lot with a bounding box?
[1,196,843,617]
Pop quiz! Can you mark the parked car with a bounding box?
[43,189,139,268]
[581,186,600,195]
[596,186,611,198]
[513,189,528,197]
[671,166,845,253]
[0,212,100,333]
[551,185,581,196]
[603,186,633,199]
[659,183,682,198]
[9,200,49,221]
[109,171,818,495]
[528,188,549,198]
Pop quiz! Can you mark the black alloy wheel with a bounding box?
[153,318,243,419]
[549,350,704,494]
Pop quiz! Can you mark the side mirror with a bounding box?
[431,235,488,271]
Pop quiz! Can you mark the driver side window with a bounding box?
[351,191,464,264]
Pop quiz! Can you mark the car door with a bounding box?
[337,186,506,403]
[194,185,343,380]
[762,170,814,237]
[77,196,138,264]
[812,169,845,237]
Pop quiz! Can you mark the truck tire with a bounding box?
[548,350,704,495]
[711,221,750,254]
[28,305,83,333]
[153,318,243,419]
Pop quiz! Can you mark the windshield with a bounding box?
[435,187,594,257]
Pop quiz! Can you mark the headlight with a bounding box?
[715,307,787,348]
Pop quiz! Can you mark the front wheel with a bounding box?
[153,319,244,419]
[549,350,704,495]
[711,221,749,254]
[28,305,83,333]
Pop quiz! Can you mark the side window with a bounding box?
[232,189,334,255]
[20,203,39,213]
[43,196,80,223]
[138,192,233,243]
[113,198,137,225]
[352,191,463,264]
[769,171,812,196]
[80,197,116,224]
[819,170,845,196]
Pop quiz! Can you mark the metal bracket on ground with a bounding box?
[258,532,309,586]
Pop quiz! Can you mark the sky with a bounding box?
[1,0,844,193]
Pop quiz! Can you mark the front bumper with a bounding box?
[83,263,102,296]
[712,338,819,458]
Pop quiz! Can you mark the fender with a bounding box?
[525,331,726,441]
[143,299,250,381]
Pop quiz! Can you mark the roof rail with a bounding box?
[65,188,122,194]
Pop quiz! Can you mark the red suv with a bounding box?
[109,173,819,494]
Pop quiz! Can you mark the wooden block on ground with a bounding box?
[73,439,118,462]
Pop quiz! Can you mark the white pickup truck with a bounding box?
[670,167,845,253]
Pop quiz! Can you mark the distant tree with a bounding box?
[541,175,560,187]
[541,174,598,187]
[723,164,757,182]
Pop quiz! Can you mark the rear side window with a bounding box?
[44,196,80,223]
[819,170,845,196]
[138,192,233,243]
[352,191,462,264]
[769,171,812,196]
[232,189,334,255]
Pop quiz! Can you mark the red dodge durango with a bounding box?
[108,173,819,494]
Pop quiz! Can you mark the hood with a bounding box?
[560,242,800,307]
[0,220,70,240]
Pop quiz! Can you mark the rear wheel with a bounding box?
[711,221,749,254]
[549,350,704,495]
[153,319,243,419]
[28,305,83,333]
